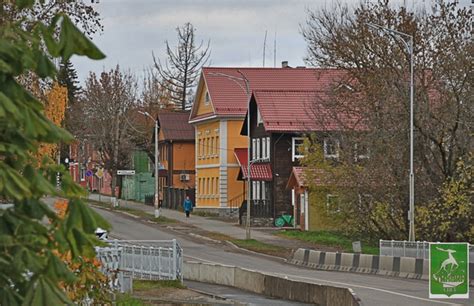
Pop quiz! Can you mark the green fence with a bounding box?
[122,172,155,202]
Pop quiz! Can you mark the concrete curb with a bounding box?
[290,248,474,286]
[183,261,361,306]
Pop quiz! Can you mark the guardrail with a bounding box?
[379,240,474,262]
[96,239,183,292]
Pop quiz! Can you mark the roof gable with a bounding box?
[252,90,366,133]
[190,67,347,122]
[158,111,195,141]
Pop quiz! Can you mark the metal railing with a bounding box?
[379,240,474,261]
[96,239,183,291]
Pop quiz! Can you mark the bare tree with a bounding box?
[153,22,210,110]
[301,1,473,240]
[78,66,138,198]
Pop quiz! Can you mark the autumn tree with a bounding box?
[301,0,473,240]
[154,22,210,110]
[79,66,139,198]
[38,81,68,159]
[0,0,109,304]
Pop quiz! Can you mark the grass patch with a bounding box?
[277,230,379,254]
[133,279,185,291]
[152,216,177,224]
[203,232,234,241]
[231,239,288,256]
[116,293,148,305]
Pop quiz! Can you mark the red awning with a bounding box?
[234,148,273,181]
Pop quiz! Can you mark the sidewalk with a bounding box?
[87,194,301,248]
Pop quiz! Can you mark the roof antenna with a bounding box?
[273,31,277,68]
[263,30,267,67]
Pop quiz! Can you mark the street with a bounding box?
[94,207,472,306]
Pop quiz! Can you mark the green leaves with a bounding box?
[58,16,106,61]
[0,3,109,305]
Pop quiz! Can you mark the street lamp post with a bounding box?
[367,23,415,241]
[139,111,161,218]
[209,71,252,240]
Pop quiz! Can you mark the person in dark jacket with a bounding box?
[183,195,193,218]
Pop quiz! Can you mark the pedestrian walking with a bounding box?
[183,195,193,218]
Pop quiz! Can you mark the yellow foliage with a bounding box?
[38,82,68,159]
[53,199,110,302]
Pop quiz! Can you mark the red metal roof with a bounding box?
[287,167,327,189]
[234,148,272,181]
[190,67,347,121]
[158,111,195,141]
[254,90,366,132]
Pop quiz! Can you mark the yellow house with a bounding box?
[189,66,325,215]
[189,68,248,215]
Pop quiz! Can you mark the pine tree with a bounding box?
[58,60,81,105]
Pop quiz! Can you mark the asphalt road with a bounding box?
[94,207,472,306]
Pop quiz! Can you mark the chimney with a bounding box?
[281,61,289,68]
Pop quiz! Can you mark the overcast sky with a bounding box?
[72,0,471,85]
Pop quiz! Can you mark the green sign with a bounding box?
[429,243,469,299]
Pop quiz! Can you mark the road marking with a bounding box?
[271,273,461,306]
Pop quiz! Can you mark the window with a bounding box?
[256,138,261,160]
[324,138,340,159]
[204,91,210,105]
[204,138,208,157]
[292,137,305,161]
[252,138,257,160]
[216,177,219,195]
[210,178,213,196]
[80,167,86,181]
[354,143,370,161]
[198,139,202,157]
[252,181,263,200]
[261,181,266,200]
[257,107,263,125]
[266,137,270,159]
[291,189,295,206]
[326,194,340,213]
[262,137,266,159]
[215,136,219,156]
[210,137,214,155]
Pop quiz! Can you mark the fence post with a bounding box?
[172,239,177,280]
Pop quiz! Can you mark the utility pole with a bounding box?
[139,111,161,218]
[367,23,416,241]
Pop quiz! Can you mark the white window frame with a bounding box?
[256,138,261,160]
[266,137,270,159]
[292,137,305,162]
[256,181,260,201]
[80,167,86,181]
[262,137,267,159]
[354,143,370,161]
[261,181,266,200]
[252,138,257,160]
[323,138,340,159]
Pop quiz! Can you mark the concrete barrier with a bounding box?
[290,248,473,286]
[234,267,265,294]
[183,261,361,305]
